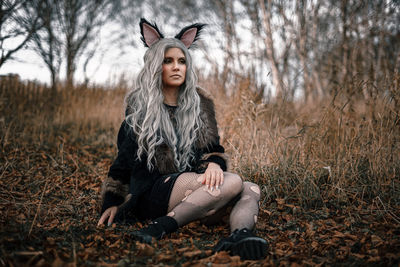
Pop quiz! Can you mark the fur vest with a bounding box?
[100,87,228,216]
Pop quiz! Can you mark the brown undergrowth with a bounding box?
[0,75,399,266]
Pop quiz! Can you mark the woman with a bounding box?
[98,18,268,260]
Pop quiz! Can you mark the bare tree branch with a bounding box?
[0,0,43,68]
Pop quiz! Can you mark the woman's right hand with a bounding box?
[98,206,118,226]
[202,162,224,191]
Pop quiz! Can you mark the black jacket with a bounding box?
[100,88,227,218]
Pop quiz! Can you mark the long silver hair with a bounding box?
[125,38,203,171]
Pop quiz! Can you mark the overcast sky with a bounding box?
[0,20,225,87]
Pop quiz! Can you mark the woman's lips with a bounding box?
[170,74,181,78]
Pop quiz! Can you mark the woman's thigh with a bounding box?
[168,172,204,211]
[168,171,243,212]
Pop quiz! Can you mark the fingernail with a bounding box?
[211,186,214,191]
[216,185,219,190]
[107,222,111,227]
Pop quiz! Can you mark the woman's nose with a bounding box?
[172,61,179,70]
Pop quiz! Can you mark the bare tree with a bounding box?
[26,0,121,90]
[256,0,285,99]
[0,0,43,68]
[8,0,397,104]
[57,0,121,88]
[314,0,400,100]
[28,0,62,95]
[238,0,399,102]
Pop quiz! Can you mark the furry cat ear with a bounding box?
[140,18,164,47]
[175,23,206,48]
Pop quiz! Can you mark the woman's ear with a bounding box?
[175,23,206,49]
[140,18,164,47]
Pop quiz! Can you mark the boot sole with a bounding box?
[213,239,233,253]
[230,237,268,260]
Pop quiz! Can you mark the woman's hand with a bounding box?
[201,162,224,191]
[98,206,118,226]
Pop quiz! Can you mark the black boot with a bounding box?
[131,216,178,244]
[213,228,268,260]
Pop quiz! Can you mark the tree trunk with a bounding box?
[259,0,285,100]
[340,0,349,86]
[216,0,233,91]
[296,0,312,103]
[66,51,75,89]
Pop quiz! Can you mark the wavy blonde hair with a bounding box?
[125,38,203,171]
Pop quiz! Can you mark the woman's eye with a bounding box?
[163,58,172,64]
[179,58,186,64]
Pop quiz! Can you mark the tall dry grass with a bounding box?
[202,75,399,208]
[0,76,126,147]
[1,74,399,210]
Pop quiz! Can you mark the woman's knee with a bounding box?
[243,181,261,200]
[223,172,243,195]
[243,181,260,193]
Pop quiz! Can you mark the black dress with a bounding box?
[135,172,181,220]
[135,104,181,220]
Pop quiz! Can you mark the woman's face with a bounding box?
[162,47,187,90]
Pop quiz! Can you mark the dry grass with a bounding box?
[0,77,126,147]
[1,74,399,211]
[201,75,400,211]
[1,74,399,265]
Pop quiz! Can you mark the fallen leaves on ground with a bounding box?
[1,141,399,266]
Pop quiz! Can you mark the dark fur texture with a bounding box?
[197,152,229,171]
[100,176,129,203]
[101,88,227,205]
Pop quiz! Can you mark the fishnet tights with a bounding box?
[166,172,261,232]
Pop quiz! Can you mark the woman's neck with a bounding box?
[162,86,179,106]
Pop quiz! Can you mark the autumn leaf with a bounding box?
[135,242,155,257]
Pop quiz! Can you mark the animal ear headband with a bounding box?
[140,18,206,49]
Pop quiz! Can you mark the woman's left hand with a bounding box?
[201,162,224,191]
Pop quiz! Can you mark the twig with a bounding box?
[72,241,77,267]
[28,178,49,236]
[376,196,400,225]
[0,161,9,180]
[66,154,80,192]
[14,251,43,256]
[86,162,100,177]
[65,154,79,179]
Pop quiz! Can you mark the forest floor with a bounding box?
[1,133,399,267]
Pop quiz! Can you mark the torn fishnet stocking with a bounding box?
[200,182,261,232]
[166,172,243,227]
[168,172,204,211]
[199,194,239,226]
[229,181,261,231]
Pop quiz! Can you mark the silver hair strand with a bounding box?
[125,38,203,171]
